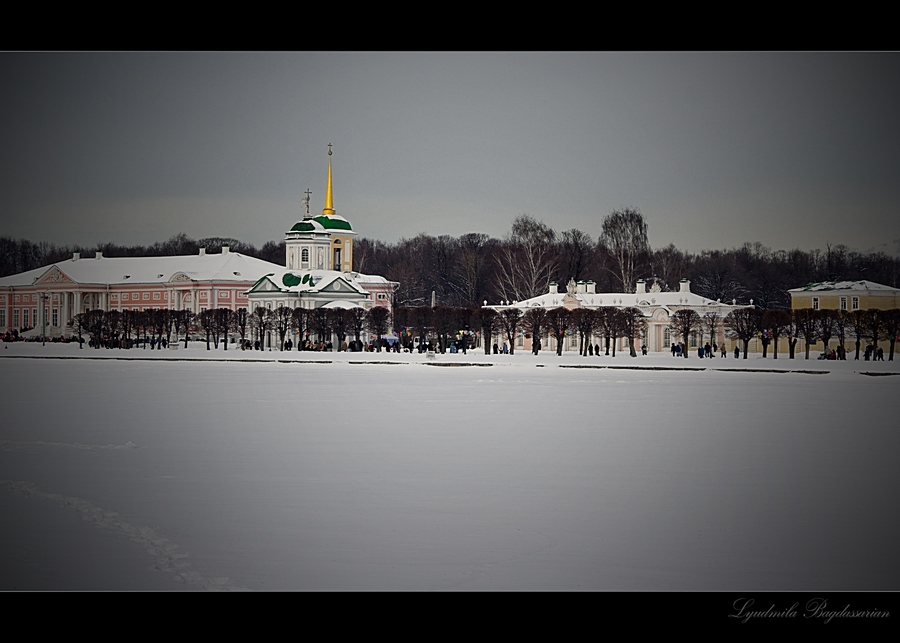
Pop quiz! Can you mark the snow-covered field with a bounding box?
[2,343,899,590]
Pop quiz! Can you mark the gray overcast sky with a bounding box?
[1,51,898,255]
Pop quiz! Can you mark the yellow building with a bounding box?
[788,280,900,313]
[786,280,900,358]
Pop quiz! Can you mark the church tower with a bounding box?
[315,144,355,272]
[284,144,355,272]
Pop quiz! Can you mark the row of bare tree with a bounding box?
[393,304,900,362]
[70,306,393,352]
[68,302,900,361]
[719,307,900,361]
[392,305,648,358]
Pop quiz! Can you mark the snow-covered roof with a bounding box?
[321,300,366,309]
[352,272,399,287]
[788,280,899,293]
[250,269,368,296]
[288,219,328,233]
[312,214,354,232]
[287,215,355,236]
[497,289,739,311]
[0,250,283,287]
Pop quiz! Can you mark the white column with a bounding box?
[62,291,69,330]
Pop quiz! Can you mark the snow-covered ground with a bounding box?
[2,342,898,590]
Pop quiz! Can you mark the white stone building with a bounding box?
[487,278,749,353]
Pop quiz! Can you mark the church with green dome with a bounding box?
[247,146,397,313]
[285,144,356,273]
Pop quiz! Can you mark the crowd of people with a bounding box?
[670,342,730,358]
[2,329,77,343]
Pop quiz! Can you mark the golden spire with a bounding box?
[322,143,335,216]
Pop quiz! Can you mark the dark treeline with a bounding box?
[4,211,899,309]
[0,234,286,277]
[355,213,900,309]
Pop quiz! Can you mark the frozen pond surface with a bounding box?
[1,344,899,590]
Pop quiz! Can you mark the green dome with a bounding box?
[312,215,353,231]
[290,220,324,232]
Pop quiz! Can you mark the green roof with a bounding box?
[312,215,353,231]
[290,221,321,232]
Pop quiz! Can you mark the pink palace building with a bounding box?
[1,147,397,338]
